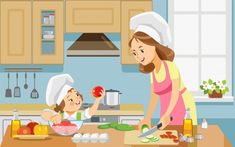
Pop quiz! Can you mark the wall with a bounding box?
[0,0,234,119]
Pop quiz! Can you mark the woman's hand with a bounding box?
[137,118,152,131]
[159,115,171,130]
[50,114,62,124]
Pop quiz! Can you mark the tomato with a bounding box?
[26,121,39,134]
[17,127,31,135]
[61,120,71,126]
[166,131,172,135]
[92,86,104,97]
[173,139,179,143]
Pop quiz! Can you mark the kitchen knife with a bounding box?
[138,116,173,138]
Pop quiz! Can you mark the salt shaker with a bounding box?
[201,118,208,129]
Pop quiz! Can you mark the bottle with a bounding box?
[11,110,21,138]
[201,118,208,129]
[183,108,193,137]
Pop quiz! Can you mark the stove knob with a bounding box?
[102,118,106,122]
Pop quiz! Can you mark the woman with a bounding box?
[129,12,197,130]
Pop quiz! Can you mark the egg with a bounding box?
[72,133,82,143]
[99,133,109,143]
[90,133,99,143]
[82,133,90,143]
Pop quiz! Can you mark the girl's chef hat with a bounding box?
[46,74,74,106]
[130,11,172,48]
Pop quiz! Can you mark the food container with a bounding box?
[49,14,55,25]
[43,16,49,24]
[104,89,121,106]
[48,120,83,136]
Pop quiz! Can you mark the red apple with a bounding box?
[92,86,104,98]
[26,121,39,134]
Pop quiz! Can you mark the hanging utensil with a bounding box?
[24,72,28,89]
[5,73,12,97]
[14,73,21,97]
[31,73,39,99]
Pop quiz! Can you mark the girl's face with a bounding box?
[130,38,156,65]
[63,89,83,112]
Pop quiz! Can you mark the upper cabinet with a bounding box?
[121,0,152,64]
[0,0,64,65]
[1,0,32,64]
[33,1,64,64]
[66,0,120,33]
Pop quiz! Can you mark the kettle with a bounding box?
[104,89,122,106]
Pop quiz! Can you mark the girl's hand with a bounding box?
[159,115,171,130]
[137,118,152,131]
[95,90,106,101]
[50,114,62,124]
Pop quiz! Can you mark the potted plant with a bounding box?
[200,79,229,98]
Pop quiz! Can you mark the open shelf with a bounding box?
[194,96,234,103]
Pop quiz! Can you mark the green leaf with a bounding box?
[204,90,208,94]
[215,88,220,94]
[225,87,229,92]
[208,90,213,95]
[208,79,213,85]
[200,85,204,90]
[222,90,226,95]
[203,81,207,84]
[222,80,227,85]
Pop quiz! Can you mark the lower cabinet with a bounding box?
[0,115,47,144]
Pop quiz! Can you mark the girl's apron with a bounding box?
[152,61,186,125]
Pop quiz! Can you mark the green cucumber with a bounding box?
[141,138,150,143]
[97,124,110,129]
[146,135,154,139]
[115,124,135,131]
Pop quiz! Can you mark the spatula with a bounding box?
[14,73,21,97]
[31,73,39,99]
[5,73,12,97]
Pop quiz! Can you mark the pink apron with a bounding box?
[152,61,186,125]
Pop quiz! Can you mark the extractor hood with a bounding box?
[67,33,120,57]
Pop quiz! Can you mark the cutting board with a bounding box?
[124,130,179,146]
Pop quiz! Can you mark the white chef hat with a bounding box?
[130,11,172,48]
[46,74,74,106]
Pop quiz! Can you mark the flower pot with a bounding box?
[208,90,223,98]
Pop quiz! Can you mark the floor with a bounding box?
[152,118,235,146]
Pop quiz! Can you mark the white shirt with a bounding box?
[43,108,91,121]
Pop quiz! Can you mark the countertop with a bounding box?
[1,125,231,147]
[0,104,144,116]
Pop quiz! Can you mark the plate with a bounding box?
[14,135,48,140]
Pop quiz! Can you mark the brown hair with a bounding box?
[129,32,175,73]
[54,88,83,113]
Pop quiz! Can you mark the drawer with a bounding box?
[66,1,120,32]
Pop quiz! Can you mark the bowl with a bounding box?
[48,120,83,136]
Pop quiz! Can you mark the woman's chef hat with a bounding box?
[46,74,74,106]
[130,11,172,48]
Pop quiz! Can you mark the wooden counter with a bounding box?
[0,104,144,116]
[1,125,231,147]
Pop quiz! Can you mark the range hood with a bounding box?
[67,33,120,57]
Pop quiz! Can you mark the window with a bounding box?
[168,0,232,96]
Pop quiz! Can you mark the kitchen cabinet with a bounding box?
[66,0,120,33]
[33,0,64,64]
[121,0,152,64]
[0,115,47,145]
[0,0,63,65]
[0,0,32,64]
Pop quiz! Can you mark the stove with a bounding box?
[81,103,120,110]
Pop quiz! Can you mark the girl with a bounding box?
[129,12,197,130]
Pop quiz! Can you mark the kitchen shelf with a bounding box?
[194,96,234,103]
[41,24,55,27]
[41,39,55,42]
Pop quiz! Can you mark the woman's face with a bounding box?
[63,89,83,112]
[130,38,156,66]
